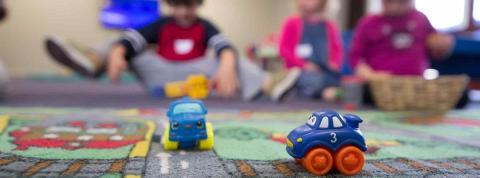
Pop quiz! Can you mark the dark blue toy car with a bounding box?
[286,111,367,176]
[162,97,214,150]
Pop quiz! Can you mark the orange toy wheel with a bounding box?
[302,148,334,176]
[334,146,365,176]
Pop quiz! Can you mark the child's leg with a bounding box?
[138,57,267,101]
[236,58,269,101]
[45,35,183,94]
[321,73,341,101]
[296,71,340,100]
[45,36,116,78]
[130,50,205,91]
[296,71,325,99]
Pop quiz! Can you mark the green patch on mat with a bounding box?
[364,131,480,160]
[357,110,480,145]
[213,121,296,160]
[213,118,480,161]
[99,173,122,178]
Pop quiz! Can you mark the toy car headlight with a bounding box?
[296,138,303,143]
[287,139,294,148]
[171,122,179,130]
[196,121,204,129]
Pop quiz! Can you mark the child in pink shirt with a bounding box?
[272,0,343,102]
[349,0,453,80]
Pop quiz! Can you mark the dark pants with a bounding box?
[296,71,340,99]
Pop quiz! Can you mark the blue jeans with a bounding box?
[296,71,340,99]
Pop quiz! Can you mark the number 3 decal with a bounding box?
[330,132,337,143]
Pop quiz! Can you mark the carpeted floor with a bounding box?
[0,108,479,177]
[0,79,479,177]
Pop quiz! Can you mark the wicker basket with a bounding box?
[369,75,469,114]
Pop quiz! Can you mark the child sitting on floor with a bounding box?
[272,0,343,102]
[45,0,270,101]
[349,0,455,104]
[349,0,453,80]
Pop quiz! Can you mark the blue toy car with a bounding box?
[162,97,214,150]
[286,111,367,176]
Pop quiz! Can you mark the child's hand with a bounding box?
[356,62,392,81]
[368,71,392,81]
[107,45,128,83]
[212,50,239,99]
[427,33,454,59]
[304,62,321,73]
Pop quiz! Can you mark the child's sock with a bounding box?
[322,87,339,102]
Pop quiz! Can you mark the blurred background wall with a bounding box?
[0,0,345,77]
[0,0,115,76]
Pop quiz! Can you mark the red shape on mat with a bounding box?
[139,108,162,115]
[97,122,118,128]
[445,118,480,127]
[13,139,70,150]
[69,121,85,128]
[83,140,140,149]
[10,130,28,138]
[271,137,287,144]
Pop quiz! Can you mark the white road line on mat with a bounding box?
[157,152,172,174]
[179,150,187,156]
[180,160,189,169]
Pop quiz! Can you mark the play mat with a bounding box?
[0,107,479,177]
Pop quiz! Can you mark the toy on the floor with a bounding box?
[164,75,210,100]
[286,111,367,176]
[162,97,214,150]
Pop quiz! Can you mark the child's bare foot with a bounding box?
[322,87,338,102]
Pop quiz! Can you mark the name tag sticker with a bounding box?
[391,33,413,50]
[296,44,313,58]
[174,39,194,55]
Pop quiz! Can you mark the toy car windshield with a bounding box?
[172,103,204,115]
[305,113,346,129]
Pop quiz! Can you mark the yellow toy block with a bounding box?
[164,74,210,99]
[186,75,209,99]
[164,81,187,98]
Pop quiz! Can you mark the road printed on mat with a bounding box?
[1,108,480,177]
[0,113,155,178]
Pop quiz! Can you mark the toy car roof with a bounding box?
[312,110,341,118]
[167,97,208,117]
